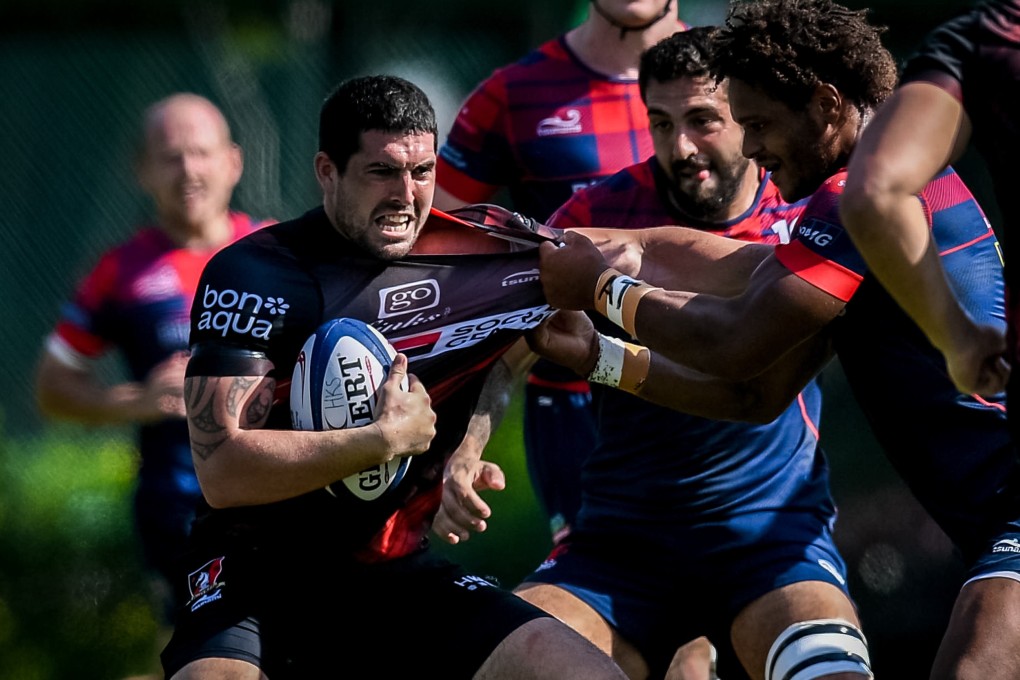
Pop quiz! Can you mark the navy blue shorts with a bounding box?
[523,377,597,541]
[965,518,1020,586]
[161,546,549,678]
[521,509,851,678]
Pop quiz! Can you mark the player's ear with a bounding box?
[229,142,243,186]
[313,151,338,192]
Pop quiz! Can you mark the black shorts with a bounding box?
[160,544,550,678]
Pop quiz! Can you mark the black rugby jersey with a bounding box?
[186,205,552,562]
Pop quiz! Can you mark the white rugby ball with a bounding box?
[290,317,411,501]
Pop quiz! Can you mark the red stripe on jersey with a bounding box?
[526,374,591,392]
[940,229,996,257]
[54,320,106,358]
[774,240,863,302]
[797,392,820,440]
[435,157,501,204]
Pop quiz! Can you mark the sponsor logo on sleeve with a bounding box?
[795,216,839,248]
[769,216,798,245]
[196,285,289,339]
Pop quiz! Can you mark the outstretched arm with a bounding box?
[528,309,835,422]
[541,232,844,381]
[841,81,1008,395]
[555,228,770,306]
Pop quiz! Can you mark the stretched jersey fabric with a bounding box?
[899,0,1020,433]
[437,30,683,223]
[51,212,265,501]
[775,167,1016,560]
[548,161,832,533]
[186,206,551,563]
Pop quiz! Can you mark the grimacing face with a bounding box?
[316,129,437,260]
[646,75,751,220]
[138,98,242,234]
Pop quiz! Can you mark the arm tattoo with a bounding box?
[226,376,258,418]
[245,381,274,427]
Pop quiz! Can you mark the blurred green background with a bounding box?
[0,0,993,677]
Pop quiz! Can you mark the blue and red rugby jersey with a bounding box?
[546,161,834,533]
[549,156,801,241]
[898,0,1020,428]
[437,29,685,223]
[776,167,1014,559]
[50,212,267,500]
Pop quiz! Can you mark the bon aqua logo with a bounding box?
[196,285,289,339]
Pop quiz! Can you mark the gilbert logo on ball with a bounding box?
[291,317,411,501]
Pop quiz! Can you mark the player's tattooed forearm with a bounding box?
[226,376,258,418]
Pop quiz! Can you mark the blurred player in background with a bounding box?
[840,0,1019,404]
[536,0,1020,675]
[33,92,266,674]
[435,0,688,547]
[509,28,866,680]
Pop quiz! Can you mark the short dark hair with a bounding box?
[639,26,723,102]
[318,75,438,173]
[715,0,898,110]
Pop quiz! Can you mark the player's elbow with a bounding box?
[723,385,792,424]
[703,345,772,383]
[839,173,901,239]
[194,470,242,509]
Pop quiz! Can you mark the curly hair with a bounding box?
[638,26,722,102]
[715,0,898,110]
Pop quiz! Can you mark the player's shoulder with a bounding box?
[492,36,574,84]
[202,209,320,280]
[581,160,650,200]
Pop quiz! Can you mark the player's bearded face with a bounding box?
[669,152,750,220]
[323,130,437,260]
[647,77,751,220]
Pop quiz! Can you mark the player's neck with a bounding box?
[566,15,679,79]
[162,212,234,250]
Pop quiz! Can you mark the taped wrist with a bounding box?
[593,268,661,337]
[586,333,651,393]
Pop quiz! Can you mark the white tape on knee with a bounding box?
[765,619,873,680]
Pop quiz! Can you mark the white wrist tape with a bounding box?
[604,275,642,329]
[586,333,651,393]
[587,333,626,388]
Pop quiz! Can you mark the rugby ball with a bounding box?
[290,317,411,501]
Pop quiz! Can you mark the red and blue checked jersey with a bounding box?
[437,29,685,223]
[898,0,1020,423]
[51,212,266,499]
[550,156,802,242]
[547,160,834,533]
[776,167,1014,560]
